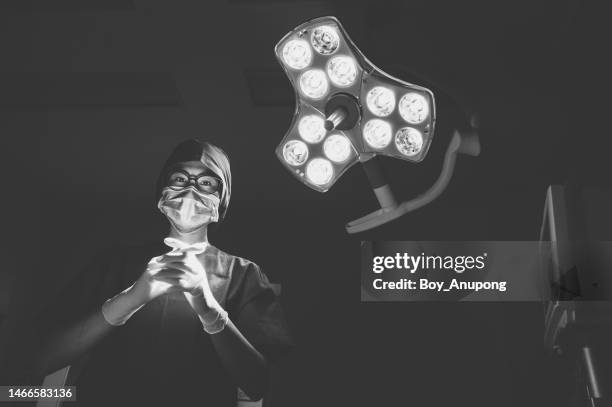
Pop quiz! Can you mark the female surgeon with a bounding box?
[15,139,293,407]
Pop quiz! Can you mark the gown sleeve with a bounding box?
[226,259,294,363]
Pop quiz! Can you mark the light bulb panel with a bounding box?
[274,102,359,192]
[360,71,435,162]
[275,16,436,192]
[275,18,365,107]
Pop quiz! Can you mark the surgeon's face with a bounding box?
[157,161,222,233]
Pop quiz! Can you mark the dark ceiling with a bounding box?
[1,1,610,406]
[2,0,607,202]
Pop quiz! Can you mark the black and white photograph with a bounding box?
[0,1,610,406]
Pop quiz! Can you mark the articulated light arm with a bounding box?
[347,127,480,233]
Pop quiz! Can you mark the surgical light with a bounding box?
[327,56,358,87]
[298,115,326,143]
[274,16,480,232]
[363,119,392,149]
[366,86,396,117]
[399,92,429,124]
[311,25,339,55]
[323,133,352,163]
[299,69,329,99]
[282,140,309,166]
[306,158,334,185]
[281,39,312,70]
[395,127,423,157]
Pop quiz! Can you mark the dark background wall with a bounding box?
[1,0,610,406]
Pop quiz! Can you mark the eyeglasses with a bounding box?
[166,170,221,195]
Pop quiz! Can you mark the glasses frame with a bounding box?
[165,169,222,195]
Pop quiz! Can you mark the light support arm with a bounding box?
[360,155,398,210]
[346,126,480,233]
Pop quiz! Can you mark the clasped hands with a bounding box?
[132,249,221,318]
[102,246,227,331]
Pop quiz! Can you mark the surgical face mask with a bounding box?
[157,186,220,233]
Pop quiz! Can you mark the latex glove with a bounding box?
[101,254,183,326]
[160,250,228,334]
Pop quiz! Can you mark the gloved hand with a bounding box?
[101,254,184,326]
[160,238,229,334]
[131,254,187,302]
[102,239,229,332]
